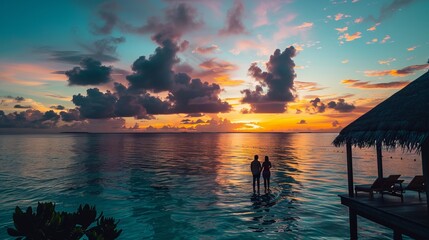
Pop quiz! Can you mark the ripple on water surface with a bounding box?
[0,133,421,239]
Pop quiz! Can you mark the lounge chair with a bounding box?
[404,175,425,200]
[355,175,402,201]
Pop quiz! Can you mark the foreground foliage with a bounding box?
[7,202,122,240]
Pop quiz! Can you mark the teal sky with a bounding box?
[0,0,428,132]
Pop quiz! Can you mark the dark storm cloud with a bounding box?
[327,99,355,112]
[92,2,119,35]
[367,0,419,23]
[185,113,204,118]
[14,105,32,109]
[168,73,231,113]
[241,46,297,113]
[0,109,59,128]
[332,120,340,127]
[65,58,112,86]
[15,96,25,102]
[309,97,326,113]
[36,37,125,64]
[181,118,205,124]
[114,95,147,118]
[72,88,117,119]
[126,39,179,92]
[50,105,65,110]
[219,0,246,35]
[60,109,81,122]
[121,3,203,45]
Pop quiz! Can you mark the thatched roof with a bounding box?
[333,71,429,150]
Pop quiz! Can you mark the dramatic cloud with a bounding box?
[50,105,65,110]
[194,58,244,86]
[327,99,355,112]
[72,88,117,119]
[92,2,118,35]
[60,109,81,122]
[168,73,231,113]
[0,109,59,128]
[367,0,418,22]
[342,79,410,89]
[192,45,220,54]
[308,98,355,113]
[219,0,246,35]
[309,97,326,113]
[126,39,179,92]
[364,64,429,77]
[65,58,112,86]
[122,3,203,45]
[37,37,125,64]
[241,46,297,113]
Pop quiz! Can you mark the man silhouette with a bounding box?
[250,155,262,195]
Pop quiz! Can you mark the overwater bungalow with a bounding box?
[333,71,429,239]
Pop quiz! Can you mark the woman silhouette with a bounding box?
[261,156,272,193]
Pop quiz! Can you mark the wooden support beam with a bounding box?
[349,209,358,240]
[393,230,403,240]
[421,139,429,214]
[376,142,383,179]
[347,142,354,197]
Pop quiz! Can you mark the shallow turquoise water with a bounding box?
[0,133,422,239]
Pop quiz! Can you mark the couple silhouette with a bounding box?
[250,155,272,195]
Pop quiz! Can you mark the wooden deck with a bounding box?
[340,193,429,239]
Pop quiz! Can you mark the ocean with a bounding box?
[0,133,422,239]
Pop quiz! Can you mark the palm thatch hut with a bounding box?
[333,71,429,239]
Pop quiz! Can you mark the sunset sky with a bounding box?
[0,0,428,132]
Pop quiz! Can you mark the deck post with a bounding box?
[393,230,402,240]
[421,139,429,214]
[349,209,358,239]
[376,142,383,179]
[346,142,354,197]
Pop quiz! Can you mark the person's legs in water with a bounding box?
[263,177,267,193]
[256,175,260,194]
[253,175,256,194]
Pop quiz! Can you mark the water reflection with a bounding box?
[0,133,423,239]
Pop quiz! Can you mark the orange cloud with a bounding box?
[407,46,417,51]
[364,64,429,77]
[339,32,362,42]
[378,58,396,65]
[335,26,348,33]
[0,63,66,86]
[335,13,351,21]
[295,22,313,30]
[341,79,409,88]
[380,35,391,44]
[367,23,380,31]
[354,17,363,23]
